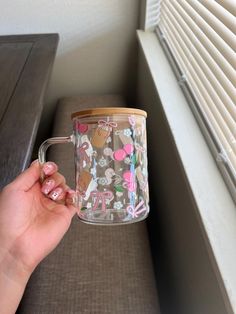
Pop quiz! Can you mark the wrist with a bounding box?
[0,247,31,314]
[0,247,32,288]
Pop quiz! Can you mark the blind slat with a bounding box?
[162,0,235,85]
[215,0,236,16]
[161,19,236,148]
[144,0,161,30]
[161,16,236,162]
[162,1,236,118]
[157,0,236,184]
[201,0,236,33]
[185,0,236,51]
[176,0,236,68]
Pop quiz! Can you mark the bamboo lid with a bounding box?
[71,107,147,119]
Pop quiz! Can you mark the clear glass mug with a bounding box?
[38,108,149,225]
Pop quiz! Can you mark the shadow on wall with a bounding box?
[47,31,138,103]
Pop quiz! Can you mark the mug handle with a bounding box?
[38,135,74,182]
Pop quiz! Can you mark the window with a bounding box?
[144,0,236,201]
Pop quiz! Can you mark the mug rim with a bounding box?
[71,107,147,119]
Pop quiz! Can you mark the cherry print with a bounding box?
[113,144,134,161]
[123,143,134,155]
[113,149,126,161]
[76,122,88,133]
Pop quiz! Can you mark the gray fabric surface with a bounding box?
[18,95,160,314]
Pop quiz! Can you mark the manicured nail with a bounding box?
[43,163,56,175]
[31,159,38,166]
[66,190,77,205]
[41,179,55,195]
[49,187,63,201]
[67,189,76,195]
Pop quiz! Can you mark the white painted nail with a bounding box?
[50,188,63,201]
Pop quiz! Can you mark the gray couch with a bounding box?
[18,95,161,314]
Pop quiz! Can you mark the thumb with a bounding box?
[12,160,41,191]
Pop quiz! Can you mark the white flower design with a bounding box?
[124,157,131,164]
[114,201,123,210]
[98,177,108,185]
[98,156,107,168]
[106,136,112,143]
[123,128,132,137]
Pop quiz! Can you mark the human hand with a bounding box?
[0,161,76,276]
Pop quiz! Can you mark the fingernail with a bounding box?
[31,159,38,166]
[49,187,63,201]
[43,163,55,175]
[67,189,76,195]
[41,179,55,195]
[66,190,77,205]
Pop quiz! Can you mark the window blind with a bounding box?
[153,0,236,199]
[144,0,161,30]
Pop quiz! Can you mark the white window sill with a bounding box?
[137,30,236,313]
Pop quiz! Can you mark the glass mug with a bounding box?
[38,108,149,225]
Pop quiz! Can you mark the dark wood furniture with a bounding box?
[0,34,59,189]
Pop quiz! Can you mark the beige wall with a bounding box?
[1,0,140,137]
[136,48,228,314]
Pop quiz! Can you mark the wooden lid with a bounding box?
[71,107,147,119]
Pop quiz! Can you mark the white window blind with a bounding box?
[144,0,161,30]
[149,0,236,199]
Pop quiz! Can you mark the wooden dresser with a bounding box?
[0,34,58,189]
